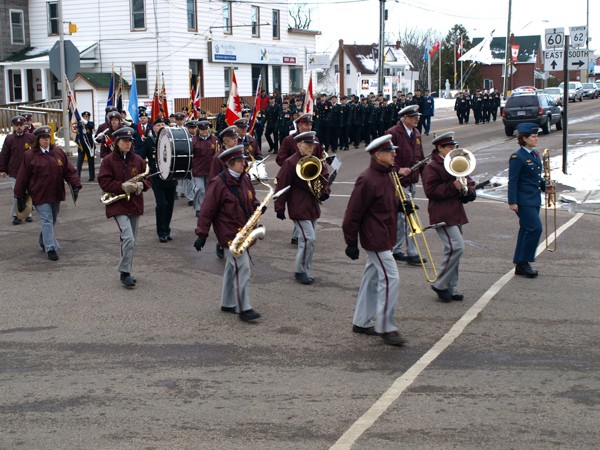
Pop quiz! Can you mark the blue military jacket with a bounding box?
[508,146,546,207]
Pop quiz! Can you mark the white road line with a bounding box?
[330,212,584,450]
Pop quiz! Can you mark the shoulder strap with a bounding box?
[219,172,249,218]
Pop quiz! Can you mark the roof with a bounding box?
[384,46,413,69]
[1,41,98,64]
[75,72,131,89]
[472,35,541,64]
[343,44,378,75]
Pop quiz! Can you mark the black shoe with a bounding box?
[12,217,22,225]
[25,216,33,223]
[406,255,424,266]
[159,236,168,243]
[295,272,314,285]
[393,252,407,261]
[120,272,136,288]
[47,250,59,261]
[431,285,452,302]
[380,331,406,346]
[352,325,380,336]
[451,293,464,301]
[221,306,237,314]
[195,210,200,217]
[515,262,538,278]
[239,309,261,321]
[89,178,95,182]
[290,237,298,246]
[188,200,194,206]
[166,235,173,241]
[216,244,224,259]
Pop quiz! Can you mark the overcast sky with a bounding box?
[311,0,598,54]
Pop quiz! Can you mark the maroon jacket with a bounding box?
[98,150,150,218]
[274,151,330,221]
[195,170,259,247]
[387,122,425,186]
[421,152,475,227]
[239,133,262,160]
[14,145,81,205]
[276,132,325,167]
[0,132,36,177]
[208,149,225,182]
[192,135,220,177]
[342,159,399,252]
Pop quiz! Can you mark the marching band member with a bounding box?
[422,132,476,302]
[342,134,406,346]
[133,110,150,156]
[274,131,330,285]
[194,145,262,322]
[97,110,124,159]
[13,126,82,261]
[98,127,151,288]
[192,120,221,217]
[75,111,96,182]
[22,112,36,134]
[234,118,262,160]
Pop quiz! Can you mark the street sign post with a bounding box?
[543,49,590,71]
[568,48,590,69]
[569,26,588,49]
[545,28,565,49]
[544,50,564,71]
[49,40,80,81]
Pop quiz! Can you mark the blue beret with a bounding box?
[516,123,539,135]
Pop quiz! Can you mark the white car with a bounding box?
[543,87,563,105]
[558,81,584,102]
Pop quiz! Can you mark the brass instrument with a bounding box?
[296,152,329,203]
[228,182,291,257]
[100,165,150,205]
[391,171,443,283]
[542,148,557,252]
[444,148,476,195]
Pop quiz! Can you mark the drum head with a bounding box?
[156,127,174,180]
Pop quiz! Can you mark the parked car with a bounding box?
[581,83,599,99]
[502,91,563,137]
[542,87,563,105]
[558,81,584,102]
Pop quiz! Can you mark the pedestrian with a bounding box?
[98,127,151,287]
[422,132,476,302]
[342,134,406,347]
[0,115,36,225]
[194,146,262,322]
[508,123,554,278]
[13,126,82,261]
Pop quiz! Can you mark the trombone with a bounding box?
[542,148,557,252]
[391,171,443,283]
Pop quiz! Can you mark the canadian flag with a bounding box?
[304,72,314,114]
[225,69,242,126]
[457,36,464,59]
[511,44,520,63]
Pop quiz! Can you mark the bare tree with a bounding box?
[390,27,440,90]
[289,4,313,30]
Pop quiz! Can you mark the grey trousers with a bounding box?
[181,179,194,202]
[221,249,252,312]
[192,176,207,213]
[294,219,316,275]
[432,225,464,295]
[393,183,417,257]
[353,250,399,334]
[36,203,60,252]
[114,215,139,274]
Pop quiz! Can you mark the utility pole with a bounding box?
[58,0,69,152]
[503,0,512,97]
[378,0,385,94]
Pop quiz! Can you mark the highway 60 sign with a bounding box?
[545,28,564,49]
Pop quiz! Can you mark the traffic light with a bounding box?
[68,23,78,34]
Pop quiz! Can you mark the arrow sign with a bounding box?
[571,59,585,68]
[550,60,558,70]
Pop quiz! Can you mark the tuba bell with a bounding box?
[444,148,476,194]
[296,153,328,203]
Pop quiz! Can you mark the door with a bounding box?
[75,90,94,121]
[252,65,268,94]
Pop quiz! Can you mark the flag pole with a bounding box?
[438,44,442,98]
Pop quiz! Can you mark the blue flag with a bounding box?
[106,68,115,107]
[128,69,139,124]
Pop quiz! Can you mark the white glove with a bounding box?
[121,181,137,194]
[135,182,143,195]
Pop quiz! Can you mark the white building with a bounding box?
[1,0,319,123]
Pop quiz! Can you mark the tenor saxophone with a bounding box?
[100,165,150,205]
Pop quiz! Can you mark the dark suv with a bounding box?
[502,91,563,136]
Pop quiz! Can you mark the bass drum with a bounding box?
[156,126,192,180]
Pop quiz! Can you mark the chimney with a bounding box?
[395,40,401,49]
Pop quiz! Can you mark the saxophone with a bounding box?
[228,181,291,257]
[100,165,150,205]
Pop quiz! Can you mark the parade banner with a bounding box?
[225,69,242,125]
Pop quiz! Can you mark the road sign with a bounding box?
[544,50,564,71]
[568,48,590,69]
[545,28,564,49]
[569,26,587,49]
[49,40,80,81]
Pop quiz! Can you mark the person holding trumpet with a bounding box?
[422,132,476,302]
[508,123,554,278]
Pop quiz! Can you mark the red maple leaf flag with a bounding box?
[225,69,242,126]
[304,72,314,114]
[457,35,464,59]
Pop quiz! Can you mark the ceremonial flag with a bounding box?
[423,39,430,61]
[65,77,82,144]
[248,74,262,135]
[225,69,242,126]
[151,76,161,122]
[128,69,139,124]
[304,72,314,114]
[160,73,169,118]
[192,78,202,119]
[457,35,464,58]
[429,40,441,58]
[106,66,115,107]
[116,69,123,112]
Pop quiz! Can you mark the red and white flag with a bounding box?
[248,74,262,135]
[225,69,242,126]
[192,78,202,119]
[429,40,441,58]
[457,36,464,58]
[304,72,314,114]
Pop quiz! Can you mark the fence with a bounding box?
[0,104,63,134]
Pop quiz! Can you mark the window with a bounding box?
[484,79,493,90]
[131,0,146,31]
[133,63,148,96]
[51,73,62,99]
[187,0,196,31]
[346,64,350,75]
[272,66,281,93]
[190,59,204,98]
[334,64,339,74]
[224,67,232,98]
[10,10,25,44]
[251,6,260,37]
[289,68,302,93]
[12,72,23,102]
[47,2,59,36]
[272,10,280,39]
[223,2,232,34]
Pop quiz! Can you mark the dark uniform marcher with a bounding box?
[194,146,262,322]
[0,115,36,224]
[98,127,151,287]
[274,131,330,285]
[508,123,554,278]
[422,132,476,302]
[13,126,82,261]
[342,134,406,347]
[75,111,96,181]
[264,96,281,153]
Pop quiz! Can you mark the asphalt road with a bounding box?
[1,99,599,449]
